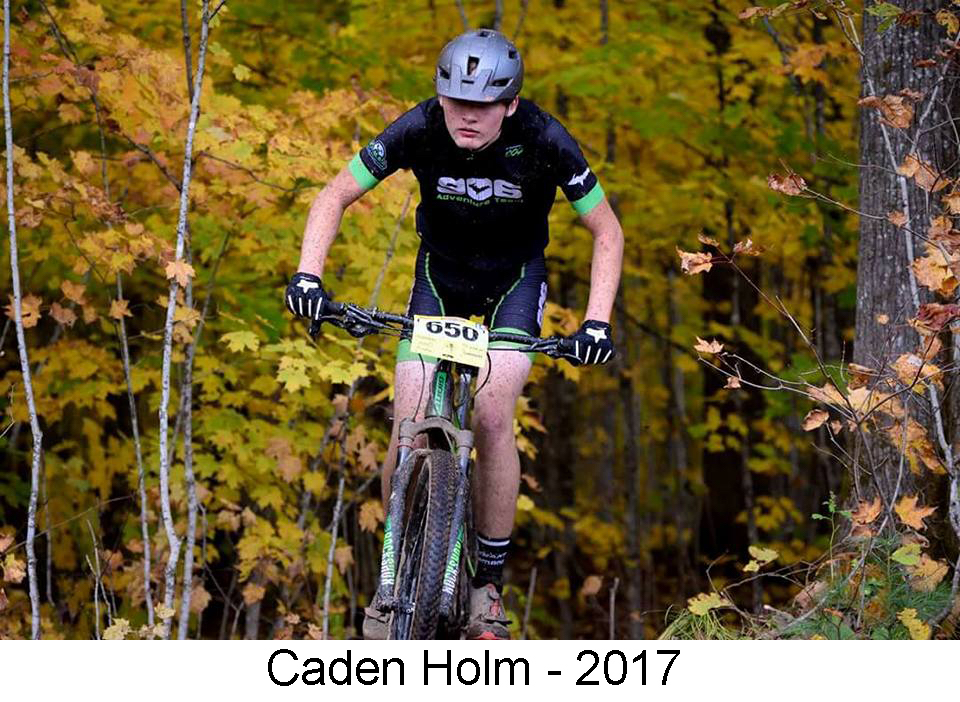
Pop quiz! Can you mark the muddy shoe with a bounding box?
[464,583,511,640]
[362,592,391,640]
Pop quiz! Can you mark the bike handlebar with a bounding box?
[308,300,575,359]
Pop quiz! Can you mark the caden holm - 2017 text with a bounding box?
[267,648,531,686]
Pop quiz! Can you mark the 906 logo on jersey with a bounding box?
[437,177,523,204]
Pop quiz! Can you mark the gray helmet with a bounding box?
[435,29,523,103]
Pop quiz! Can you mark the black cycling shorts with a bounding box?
[396,246,548,363]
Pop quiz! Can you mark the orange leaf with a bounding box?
[768,172,806,195]
[851,497,882,526]
[887,211,907,227]
[898,154,951,192]
[5,294,42,328]
[334,546,354,574]
[242,583,265,605]
[580,575,603,598]
[50,302,77,328]
[677,248,713,275]
[60,280,87,305]
[802,409,829,431]
[894,496,936,530]
[109,298,132,320]
[165,259,196,287]
[694,337,723,354]
[359,500,384,532]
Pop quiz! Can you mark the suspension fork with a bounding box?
[441,367,475,615]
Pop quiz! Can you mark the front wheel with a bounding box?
[390,449,459,640]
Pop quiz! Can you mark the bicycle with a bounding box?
[309,300,574,639]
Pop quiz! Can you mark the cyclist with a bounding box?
[285,29,623,639]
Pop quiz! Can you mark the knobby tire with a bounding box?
[391,449,458,640]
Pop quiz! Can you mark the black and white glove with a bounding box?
[284,272,329,321]
[564,320,615,366]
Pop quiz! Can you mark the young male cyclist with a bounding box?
[285,29,623,639]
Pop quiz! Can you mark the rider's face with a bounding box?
[438,95,519,151]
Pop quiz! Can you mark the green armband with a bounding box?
[349,153,380,191]
[571,182,604,215]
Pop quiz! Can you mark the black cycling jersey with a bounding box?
[349,97,604,274]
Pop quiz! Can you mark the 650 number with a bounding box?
[424,319,480,341]
[576,649,680,686]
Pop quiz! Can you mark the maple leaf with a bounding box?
[109,298,133,320]
[61,279,87,305]
[155,604,175,620]
[887,211,907,227]
[767,171,806,195]
[82,305,98,324]
[858,94,914,128]
[892,352,943,391]
[580,575,603,598]
[102,618,131,640]
[936,8,959,34]
[516,494,535,511]
[733,238,763,256]
[165,259,196,287]
[3,553,26,583]
[277,356,310,393]
[50,302,77,327]
[694,337,723,354]
[913,303,960,333]
[221,330,260,353]
[898,154,951,192]
[677,248,713,275]
[851,497,882,525]
[5,294,42,328]
[697,232,720,247]
[687,592,731,616]
[358,500,384,532]
[895,496,936,530]
[897,608,931,640]
[912,251,958,297]
[358,442,379,472]
[892,543,921,566]
[334,545,354,574]
[847,363,878,390]
[907,554,949,593]
[942,190,960,214]
[802,409,829,431]
[724,376,741,389]
[807,382,845,406]
[242,583,266,605]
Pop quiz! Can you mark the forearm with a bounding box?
[583,209,624,324]
[297,190,346,277]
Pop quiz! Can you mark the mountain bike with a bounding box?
[309,301,573,639]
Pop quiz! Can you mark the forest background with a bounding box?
[1,0,959,641]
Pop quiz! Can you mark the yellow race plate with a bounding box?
[409,315,489,367]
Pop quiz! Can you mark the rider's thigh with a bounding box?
[472,350,533,435]
[393,358,438,425]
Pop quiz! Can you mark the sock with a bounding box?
[473,532,511,591]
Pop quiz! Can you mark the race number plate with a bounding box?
[410,315,489,367]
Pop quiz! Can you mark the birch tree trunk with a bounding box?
[4,0,44,640]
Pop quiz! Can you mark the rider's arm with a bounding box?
[579,197,624,325]
[296,166,368,277]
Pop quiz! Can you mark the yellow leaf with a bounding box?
[221,330,260,353]
[897,608,931,640]
[61,280,87,305]
[3,553,26,583]
[334,546,354,574]
[894,496,936,530]
[359,500,384,532]
[190,584,211,614]
[233,64,252,82]
[516,494,535,511]
[906,555,949,593]
[748,545,779,564]
[242,583,265,606]
[851,497,882,526]
[277,356,310,393]
[688,592,731,616]
[155,604,175,620]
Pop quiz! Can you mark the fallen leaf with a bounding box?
[677,248,714,275]
[694,337,723,354]
[165,259,196,287]
[580,575,603,598]
[907,554,949,593]
[802,409,829,431]
[897,608,931,640]
[892,543,921,566]
[895,495,936,530]
[768,171,806,195]
[851,497,882,525]
[687,592,731,616]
